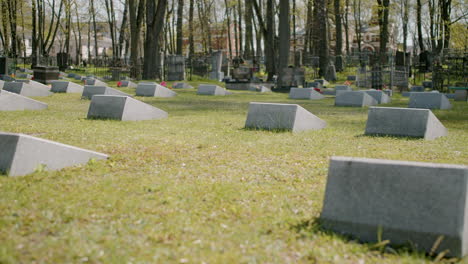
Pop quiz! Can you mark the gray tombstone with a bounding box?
[347,76,357,81]
[454,90,468,101]
[248,85,271,93]
[173,82,194,89]
[245,102,326,132]
[82,85,132,100]
[335,85,352,96]
[325,63,337,82]
[409,92,452,110]
[335,91,378,107]
[365,107,447,140]
[289,88,325,100]
[0,132,108,177]
[197,84,229,96]
[51,81,84,93]
[363,90,391,104]
[136,83,176,97]
[383,89,393,97]
[119,80,137,88]
[410,86,425,92]
[422,81,433,88]
[166,55,186,81]
[0,90,48,111]
[87,95,168,121]
[3,82,52,97]
[321,156,468,258]
[322,88,336,96]
[209,51,224,82]
[85,78,107,86]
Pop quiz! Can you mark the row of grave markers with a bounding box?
[0,77,467,258]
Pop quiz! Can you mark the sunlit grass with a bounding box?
[0,81,467,263]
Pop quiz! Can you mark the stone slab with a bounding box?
[365,107,447,140]
[363,90,391,104]
[51,81,84,93]
[321,156,468,257]
[411,86,425,92]
[197,85,229,96]
[383,89,393,97]
[82,85,132,100]
[244,102,326,132]
[335,91,378,107]
[87,95,168,121]
[3,82,52,97]
[85,78,107,86]
[0,90,48,111]
[248,85,271,93]
[322,88,335,96]
[0,132,108,177]
[136,83,177,97]
[119,80,137,88]
[0,80,4,89]
[173,82,194,89]
[289,88,325,100]
[409,92,452,109]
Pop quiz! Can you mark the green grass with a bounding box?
[0,82,467,263]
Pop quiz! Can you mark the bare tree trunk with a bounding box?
[188,0,194,57]
[304,0,313,55]
[353,0,362,52]
[315,0,329,76]
[344,0,350,54]
[129,0,145,78]
[224,0,233,60]
[176,0,184,55]
[143,0,168,80]
[244,0,253,59]
[277,0,290,88]
[377,0,390,63]
[118,0,128,59]
[104,0,118,57]
[416,0,425,52]
[334,0,343,56]
[237,0,243,56]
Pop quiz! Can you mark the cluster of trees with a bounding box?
[0,0,466,79]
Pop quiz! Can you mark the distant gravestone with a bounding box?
[87,95,168,121]
[363,90,391,104]
[289,88,325,100]
[85,78,107,86]
[365,107,447,140]
[410,86,425,92]
[334,85,352,95]
[173,82,194,89]
[82,85,132,100]
[245,102,326,132]
[136,83,176,97]
[315,79,329,86]
[347,76,356,81]
[335,91,378,107]
[248,85,271,93]
[209,51,224,82]
[422,81,433,88]
[322,88,335,96]
[383,89,393,97]
[3,82,52,97]
[166,55,186,81]
[306,81,322,89]
[325,63,337,82]
[409,92,452,110]
[119,80,137,88]
[321,156,468,258]
[0,90,48,111]
[51,81,84,93]
[197,84,229,96]
[0,132,108,177]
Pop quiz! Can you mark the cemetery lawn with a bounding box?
[1,83,467,264]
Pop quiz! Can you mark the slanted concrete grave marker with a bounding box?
[51,81,84,93]
[289,88,324,100]
[335,91,378,107]
[0,90,48,111]
[3,82,52,97]
[82,85,132,100]
[409,92,452,110]
[136,83,176,97]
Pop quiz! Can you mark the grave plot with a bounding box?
[365,107,447,140]
[136,83,176,97]
[197,85,230,96]
[335,91,378,107]
[244,102,326,132]
[289,88,324,100]
[0,132,108,177]
[119,80,138,88]
[363,90,391,104]
[321,156,468,258]
[51,81,84,93]
[3,82,52,97]
[84,78,107,86]
[173,82,194,89]
[0,90,48,111]
[82,85,132,100]
[87,95,168,121]
[408,92,452,110]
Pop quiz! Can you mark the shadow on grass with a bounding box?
[290,218,458,262]
[355,134,425,141]
[241,127,292,133]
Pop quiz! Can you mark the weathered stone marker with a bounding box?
[173,82,194,89]
[408,92,452,109]
[248,85,271,93]
[365,107,447,140]
[3,82,52,97]
[334,85,352,95]
[363,90,391,104]
[0,132,108,177]
[245,102,326,132]
[87,95,168,121]
[136,83,176,97]
[51,81,84,93]
[321,156,468,258]
[289,88,324,100]
[335,91,378,107]
[82,85,132,100]
[0,90,48,111]
[119,80,137,88]
[197,84,230,96]
[84,78,107,86]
